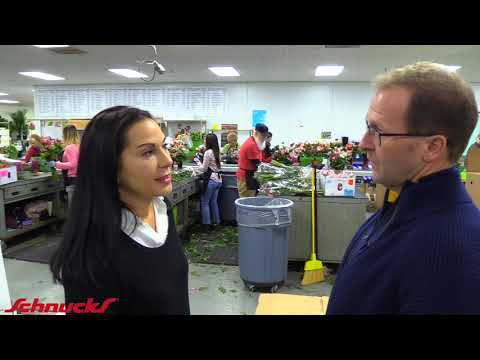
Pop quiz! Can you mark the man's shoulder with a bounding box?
[398,204,480,254]
[407,202,480,232]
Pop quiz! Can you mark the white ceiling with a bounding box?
[1,45,480,107]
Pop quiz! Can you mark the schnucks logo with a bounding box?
[2,298,119,314]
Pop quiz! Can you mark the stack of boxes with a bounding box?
[465,145,480,208]
[0,128,10,147]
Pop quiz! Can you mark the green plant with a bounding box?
[0,115,9,129]
[39,143,64,161]
[8,109,29,142]
[190,131,205,143]
[5,145,19,160]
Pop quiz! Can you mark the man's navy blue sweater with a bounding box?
[327,167,480,315]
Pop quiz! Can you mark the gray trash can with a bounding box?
[235,197,294,292]
[218,173,239,224]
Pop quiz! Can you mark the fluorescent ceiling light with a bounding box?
[444,65,461,72]
[0,100,19,104]
[0,92,8,96]
[108,69,148,78]
[33,45,69,48]
[315,65,344,76]
[208,67,240,77]
[19,72,65,81]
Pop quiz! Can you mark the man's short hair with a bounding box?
[255,123,269,134]
[374,62,478,163]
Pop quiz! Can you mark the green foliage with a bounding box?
[0,145,19,159]
[8,109,29,141]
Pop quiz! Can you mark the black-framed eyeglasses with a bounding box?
[365,120,438,146]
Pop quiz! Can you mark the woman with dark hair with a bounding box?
[50,106,190,315]
[195,133,222,231]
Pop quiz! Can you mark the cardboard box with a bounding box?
[466,145,480,172]
[466,172,480,208]
[255,293,329,315]
[0,166,17,185]
[322,171,356,197]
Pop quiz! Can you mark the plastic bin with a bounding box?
[235,197,294,292]
[218,173,239,223]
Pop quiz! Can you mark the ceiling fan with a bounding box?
[136,45,175,82]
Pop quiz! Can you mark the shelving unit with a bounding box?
[0,173,65,243]
[30,118,90,138]
[164,119,207,139]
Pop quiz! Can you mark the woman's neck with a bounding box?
[120,191,153,220]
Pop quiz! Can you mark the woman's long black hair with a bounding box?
[205,133,221,168]
[50,106,154,287]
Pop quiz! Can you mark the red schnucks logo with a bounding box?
[2,298,119,314]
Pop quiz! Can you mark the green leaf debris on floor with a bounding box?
[184,224,238,265]
[199,287,209,292]
[218,286,227,294]
[190,271,201,277]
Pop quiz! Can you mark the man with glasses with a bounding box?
[327,62,480,314]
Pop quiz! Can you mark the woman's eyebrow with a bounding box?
[136,143,155,149]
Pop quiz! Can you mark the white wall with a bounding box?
[32,81,480,154]
[203,82,374,146]
[0,105,34,121]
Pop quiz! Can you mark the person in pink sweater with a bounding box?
[53,125,80,208]
[54,125,80,183]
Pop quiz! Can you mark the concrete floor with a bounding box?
[3,258,334,315]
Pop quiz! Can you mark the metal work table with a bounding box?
[0,172,65,246]
[282,195,368,263]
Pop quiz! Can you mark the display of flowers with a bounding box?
[168,139,188,163]
[272,139,368,170]
[329,147,352,170]
[38,137,64,162]
[272,144,294,165]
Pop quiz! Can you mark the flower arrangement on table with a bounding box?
[16,137,65,180]
[272,140,368,170]
[0,145,20,160]
[272,144,294,165]
[168,139,188,166]
[38,137,64,162]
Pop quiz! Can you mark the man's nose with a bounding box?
[359,131,374,151]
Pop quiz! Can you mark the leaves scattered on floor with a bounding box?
[218,286,227,294]
[190,271,201,277]
[199,287,209,292]
[184,224,238,264]
[230,289,237,293]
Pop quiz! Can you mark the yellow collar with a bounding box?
[387,190,399,203]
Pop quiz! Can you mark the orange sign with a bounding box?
[67,119,90,130]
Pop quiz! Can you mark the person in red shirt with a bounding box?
[236,124,273,197]
[22,134,45,163]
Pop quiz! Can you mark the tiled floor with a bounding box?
[2,259,334,315]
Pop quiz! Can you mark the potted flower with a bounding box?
[168,139,188,169]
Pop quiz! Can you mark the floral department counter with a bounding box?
[0,171,65,250]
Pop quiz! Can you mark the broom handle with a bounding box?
[311,166,316,258]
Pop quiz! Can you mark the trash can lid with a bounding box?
[235,197,294,209]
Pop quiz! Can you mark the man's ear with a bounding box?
[423,135,448,162]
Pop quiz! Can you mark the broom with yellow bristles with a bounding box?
[301,161,325,285]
